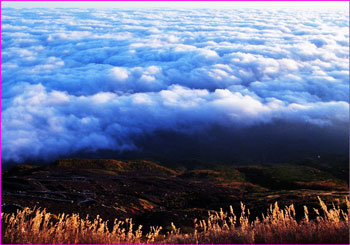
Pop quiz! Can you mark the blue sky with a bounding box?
[2,1,348,10]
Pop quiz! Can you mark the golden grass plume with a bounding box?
[1,197,348,244]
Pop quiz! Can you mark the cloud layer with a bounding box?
[1,8,349,163]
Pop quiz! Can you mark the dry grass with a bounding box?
[2,197,348,244]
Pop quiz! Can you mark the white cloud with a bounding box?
[109,67,129,82]
[1,7,349,162]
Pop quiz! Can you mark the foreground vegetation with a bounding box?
[1,197,348,244]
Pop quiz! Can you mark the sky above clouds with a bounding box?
[1,5,349,163]
[2,1,349,10]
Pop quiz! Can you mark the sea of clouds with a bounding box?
[1,8,349,163]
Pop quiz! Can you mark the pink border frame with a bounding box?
[0,1,349,244]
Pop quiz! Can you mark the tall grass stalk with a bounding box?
[2,197,348,244]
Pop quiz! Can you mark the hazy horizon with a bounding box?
[2,1,348,10]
